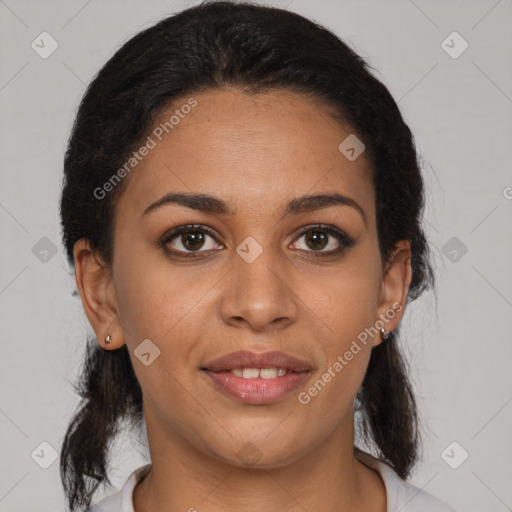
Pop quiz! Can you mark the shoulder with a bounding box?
[355,449,456,512]
[88,464,152,512]
[385,472,456,512]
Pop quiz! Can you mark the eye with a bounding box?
[159,223,355,259]
[291,224,355,256]
[159,224,222,256]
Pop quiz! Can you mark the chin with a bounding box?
[202,432,311,470]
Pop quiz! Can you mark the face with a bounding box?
[76,86,411,469]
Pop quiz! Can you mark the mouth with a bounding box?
[200,350,311,405]
[212,367,297,378]
[202,350,311,373]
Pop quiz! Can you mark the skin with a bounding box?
[74,87,412,512]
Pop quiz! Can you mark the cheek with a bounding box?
[113,250,210,343]
[112,261,211,409]
[299,254,381,402]
[297,296,375,426]
[309,254,382,338]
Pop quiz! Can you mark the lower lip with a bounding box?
[202,370,309,405]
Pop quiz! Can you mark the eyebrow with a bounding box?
[142,192,367,225]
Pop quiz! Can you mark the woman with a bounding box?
[59,1,455,511]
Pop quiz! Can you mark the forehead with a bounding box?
[117,87,375,222]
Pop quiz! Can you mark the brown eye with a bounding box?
[303,229,329,251]
[178,230,206,251]
[291,225,355,256]
[160,225,223,255]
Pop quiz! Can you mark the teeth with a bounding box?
[242,368,260,379]
[229,368,288,378]
[260,368,278,379]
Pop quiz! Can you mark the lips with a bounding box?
[201,350,311,405]
[201,350,310,373]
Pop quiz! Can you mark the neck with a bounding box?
[133,405,386,512]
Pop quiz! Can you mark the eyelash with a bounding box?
[158,223,355,259]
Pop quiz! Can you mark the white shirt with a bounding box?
[89,450,455,512]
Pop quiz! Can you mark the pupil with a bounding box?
[183,231,204,251]
[306,230,327,250]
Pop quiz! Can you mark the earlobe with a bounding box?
[373,240,412,347]
[73,239,124,349]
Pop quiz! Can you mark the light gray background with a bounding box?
[1,1,511,511]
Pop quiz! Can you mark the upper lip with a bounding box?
[202,350,310,372]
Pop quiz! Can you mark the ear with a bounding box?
[372,240,412,348]
[73,238,125,350]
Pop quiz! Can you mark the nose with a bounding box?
[219,241,298,333]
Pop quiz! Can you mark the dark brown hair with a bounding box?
[59,1,434,509]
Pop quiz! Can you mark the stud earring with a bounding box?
[380,328,390,340]
[105,334,112,344]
